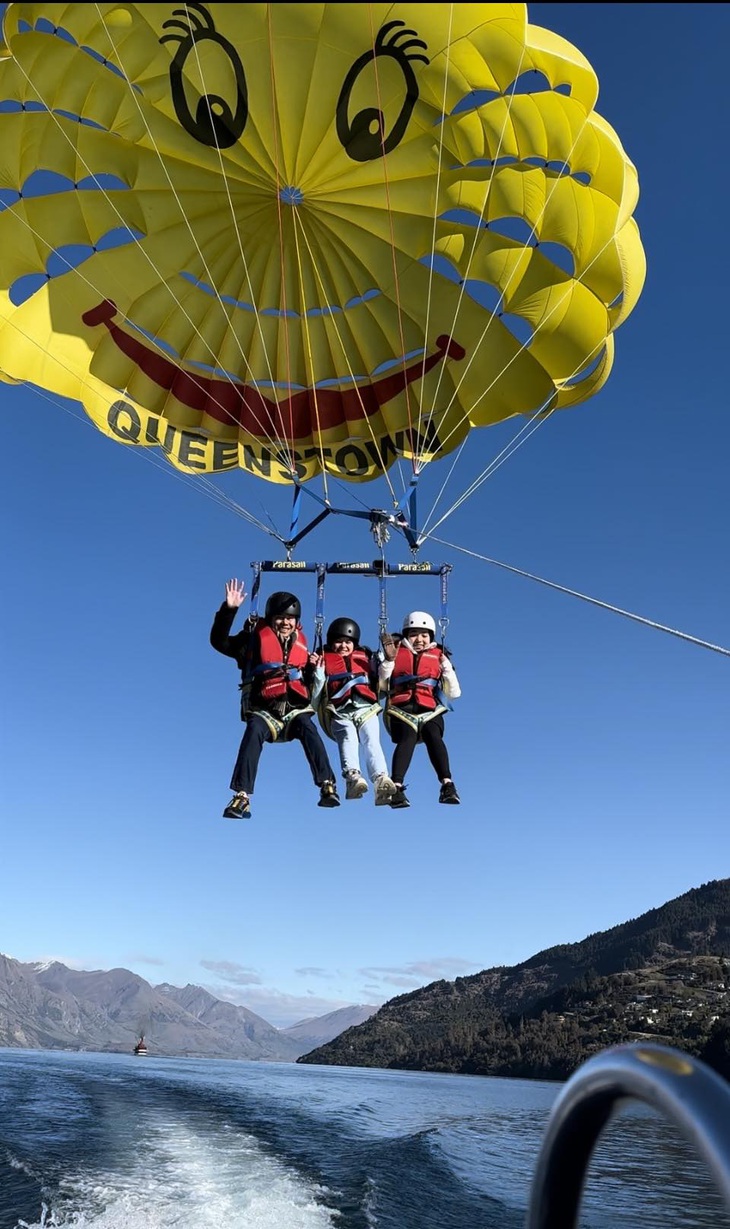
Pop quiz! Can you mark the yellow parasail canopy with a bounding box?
[0,3,645,484]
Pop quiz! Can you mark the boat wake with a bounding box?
[13,1111,337,1229]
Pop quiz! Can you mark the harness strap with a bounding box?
[385,704,448,737]
[249,704,314,741]
[250,661,303,681]
[313,563,326,653]
[438,564,451,646]
[392,674,438,688]
[378,567,388,639]
[330,672,369,702]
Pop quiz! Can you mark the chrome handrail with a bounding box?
[526,1043,730,1228]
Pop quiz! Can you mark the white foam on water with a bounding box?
[16,1115,338,1229]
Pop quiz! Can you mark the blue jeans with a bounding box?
[330,711,389,781]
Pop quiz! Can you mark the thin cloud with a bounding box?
[195,955,479,1027]
[371,973,422,989]
[208,984,363,1029]
[200,959,263,986]
[128,953,166,967]
[358,957,478,984]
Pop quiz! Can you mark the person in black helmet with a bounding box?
[312,617,395,805]
[210,577,340,818]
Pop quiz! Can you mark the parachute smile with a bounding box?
[82,300,465,439]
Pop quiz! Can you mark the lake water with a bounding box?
[0,1049,727,1228]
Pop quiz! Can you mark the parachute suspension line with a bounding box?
[416,435,470,543]
[13,23,290,470]
[418,402,555,544]
[423,204,617,470]
[420,306,621,542]
[431,84,592,437]
[416,185,633,542]
[366,3,419,484]
[420,165,649,544]
[431,537,730,659]
[410,42,584,531]
[413,3,455,473]
[283,213,400,511]
[289,210,331,505]
[415,22,529,473]
[265,3,298,478]
[13,365,282,539]
[415,54,617,512]
[429,244,605,471]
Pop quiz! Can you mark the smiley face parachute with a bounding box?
[0,3,645,491]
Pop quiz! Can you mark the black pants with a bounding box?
[389,713,451,785]
[230,712,335,794]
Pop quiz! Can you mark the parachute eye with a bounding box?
[160,2,248,149]
[336,21,429,162]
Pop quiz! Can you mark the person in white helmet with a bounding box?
[378,611,461,808]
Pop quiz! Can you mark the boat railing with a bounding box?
[526,1042,730,1227]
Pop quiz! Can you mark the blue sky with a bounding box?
[1,4,728,1030]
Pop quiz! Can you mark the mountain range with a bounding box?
[0,955,377,1060]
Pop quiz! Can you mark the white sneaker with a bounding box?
[345,772,368,800]
[374,774,396,805]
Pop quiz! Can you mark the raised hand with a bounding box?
[225,578,246,608]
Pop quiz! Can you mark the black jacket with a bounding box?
[210,603,314,714]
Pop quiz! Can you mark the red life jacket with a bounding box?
[323,648,377,706]
[252,622,310,703]
[389,642,443,710]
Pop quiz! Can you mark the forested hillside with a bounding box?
[299,880,730,1080]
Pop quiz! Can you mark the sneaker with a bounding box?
[345,772,368,801]
[223,791,251,819]
[439,780,460,805]
[389,784,410,809]
[374,774,396,806]
[318,780,341,808]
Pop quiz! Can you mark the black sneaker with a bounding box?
[318,781,341,808]
[439,781,460,805]
[389,784,410,809]
[223,791,251,819]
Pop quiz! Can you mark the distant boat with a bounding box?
[133,1034,148,1056]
